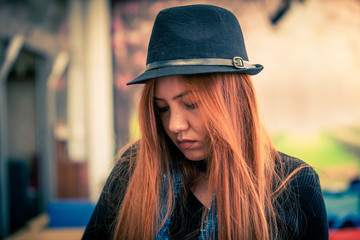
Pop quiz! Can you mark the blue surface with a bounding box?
[324,189,360,229]
[47,198,95,228]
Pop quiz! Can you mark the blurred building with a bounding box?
[0,0,115,237]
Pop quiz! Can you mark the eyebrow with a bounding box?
[154,91,189,101]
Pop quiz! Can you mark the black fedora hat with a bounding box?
[127,4,263,85]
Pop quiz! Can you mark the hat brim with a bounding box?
[127,64,263,85]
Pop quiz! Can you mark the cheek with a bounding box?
[160,118,168,131]
[200,129,210,144]
[161,118,172,137]
[193,119,208,139]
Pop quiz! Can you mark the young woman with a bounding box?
[82,4,328,240]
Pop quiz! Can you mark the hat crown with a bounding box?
[147,4,249,64]
[127,4,263,85]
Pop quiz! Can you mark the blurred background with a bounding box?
[0,0,359,239]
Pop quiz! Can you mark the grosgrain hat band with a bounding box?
[145,57,257,71]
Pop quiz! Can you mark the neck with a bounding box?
[192,173,211,208]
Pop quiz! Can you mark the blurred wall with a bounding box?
[0,0,114,237]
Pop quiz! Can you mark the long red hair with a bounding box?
[114,73,298,239]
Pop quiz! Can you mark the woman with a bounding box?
[82,4,328,240]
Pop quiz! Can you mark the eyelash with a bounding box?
[155,103,198,114]
[185,103,198,110]
[157,106,169,113]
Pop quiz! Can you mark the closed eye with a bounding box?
[185,102,198,110]
[156,106,169,113]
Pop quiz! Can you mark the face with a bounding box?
[154,76,209,161]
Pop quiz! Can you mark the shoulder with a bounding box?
[275,152,322,202]
[277,152,309,171]
[275,152,329,239]
[82,142,140,239]
[276,152,319,185]
[116,141,139,161]
[108,142,139,188]
[98,142,139,207]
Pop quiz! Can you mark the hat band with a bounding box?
[145,57,256,71]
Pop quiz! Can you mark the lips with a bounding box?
[177,139,196,149]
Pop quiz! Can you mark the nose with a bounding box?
[168,109,189,133]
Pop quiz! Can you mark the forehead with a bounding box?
[154,75,186,98]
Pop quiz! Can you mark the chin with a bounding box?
[183,151,208,161]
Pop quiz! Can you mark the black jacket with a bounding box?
[82,150,329,240]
